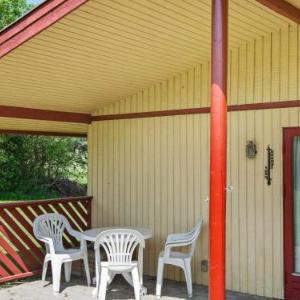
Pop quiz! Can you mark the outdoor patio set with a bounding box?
[33,213,203,299]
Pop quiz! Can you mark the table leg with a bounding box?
[138,249,143,288]
[92,255,100,298]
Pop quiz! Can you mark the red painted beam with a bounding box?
[0,105,91,123]
[92,107,211,121]
[256,0,300,24]
[0,100,299,125]
[209,0,228,299]
[0,0,89,59]
[91,100,300,121]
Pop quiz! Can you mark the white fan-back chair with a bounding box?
[33,213,91,294]
[94,229,145,300]
[156,218,203,298]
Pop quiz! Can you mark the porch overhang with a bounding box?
[1,1,300,299]
[0,0,298,116]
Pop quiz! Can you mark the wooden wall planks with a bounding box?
[90,107,300,299]
[89,24,300,299]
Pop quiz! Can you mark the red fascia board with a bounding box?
[0,0,66,45]
[0,105,91,123]
[0,0,89,59]
[256,0,300,24]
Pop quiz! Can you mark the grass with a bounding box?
[0,191,59,202]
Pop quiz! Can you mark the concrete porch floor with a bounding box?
[0,276,270,300]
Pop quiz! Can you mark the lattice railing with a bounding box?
[0,196,92,283]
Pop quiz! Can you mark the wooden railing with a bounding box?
[0,196,92,283]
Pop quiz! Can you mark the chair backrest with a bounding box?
[190,218,203,255]
[33,213,69,253]
[94,229,145,265]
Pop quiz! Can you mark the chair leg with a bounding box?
[98,267,108,300]
[83,254,91,286]
[95,256,100,297]
[156,259,164,298]
[51,259,62,295]
[132,267,141,300]
[41,258,49,286]
[64,262,72,282]
[183,260,193,298]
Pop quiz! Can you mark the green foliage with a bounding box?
[0,0,34,30]
[0,2,88,201]
[0,191,58,201]
[0,135,87,197]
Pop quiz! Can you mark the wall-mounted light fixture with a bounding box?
[246,141,257,159]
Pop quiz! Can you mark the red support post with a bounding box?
[209,0,228,299]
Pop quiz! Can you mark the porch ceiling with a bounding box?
[0,0,295,113]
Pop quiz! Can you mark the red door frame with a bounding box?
[283,127,300,299]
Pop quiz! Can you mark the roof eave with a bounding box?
[0,0,88,59]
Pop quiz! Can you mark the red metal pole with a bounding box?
[209,0,228,299]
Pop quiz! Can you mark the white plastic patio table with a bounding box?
[83,226,153,296]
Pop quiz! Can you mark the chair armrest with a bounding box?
[37,236,56,255]
[165,240,193,249]
[67,228,87,251]
[164,233,195,257]
[68,228,82,240]
[162,239,193,260]
[166,233,193,246]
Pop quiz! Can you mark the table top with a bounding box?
[83,226,153,242]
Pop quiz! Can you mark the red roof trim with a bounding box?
[256,0,300,24]
[0,100,299,124]
[0,0,89,59]
[0,105,91,124]
[92,107,211,121]
[92,100,300,121]
[0,0,66,44]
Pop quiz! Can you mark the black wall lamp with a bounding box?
[246,141,257,159]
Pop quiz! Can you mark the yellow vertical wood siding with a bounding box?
[89,24,300,299]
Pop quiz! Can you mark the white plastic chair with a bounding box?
[94,229,145,300]
[33,213,91,295]
[156,219,203,298]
